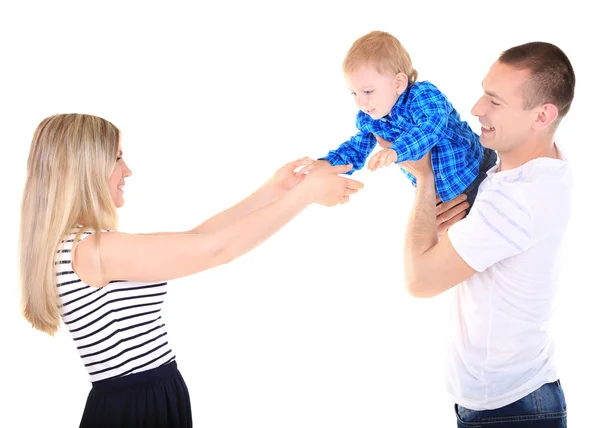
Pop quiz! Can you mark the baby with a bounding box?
[308,30,496,210]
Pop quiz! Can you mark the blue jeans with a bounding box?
[455,380,567,427]
[461,148,498,215]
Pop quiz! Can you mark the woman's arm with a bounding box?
[74,164,363,286]
[141,157,313,236]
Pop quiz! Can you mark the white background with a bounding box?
[1,1,597,427]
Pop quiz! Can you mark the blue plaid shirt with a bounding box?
[321,81,484,202]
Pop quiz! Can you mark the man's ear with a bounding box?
[395,72,409,95]
[532,103,559,130]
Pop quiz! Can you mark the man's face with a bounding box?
[471,61,537,153]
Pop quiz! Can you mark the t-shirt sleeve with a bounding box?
[448,186,535,272]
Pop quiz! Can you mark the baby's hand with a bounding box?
[368,148,398,171]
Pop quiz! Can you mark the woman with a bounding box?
[18,113,364,427]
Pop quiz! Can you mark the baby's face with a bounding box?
[345,64,403,119]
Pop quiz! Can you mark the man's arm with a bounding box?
[402,154,476,298]
[402,153,536,298]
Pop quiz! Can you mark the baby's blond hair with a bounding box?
[343,31,418,83]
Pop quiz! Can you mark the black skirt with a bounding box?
[80,361,192,428]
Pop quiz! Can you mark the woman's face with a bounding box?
[108,145,132,208]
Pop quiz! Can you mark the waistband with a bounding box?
[91,360,178,392]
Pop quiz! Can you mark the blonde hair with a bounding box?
[19,113,120,335]
[343,31,418,83]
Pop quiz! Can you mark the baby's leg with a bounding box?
[462,148,498,214]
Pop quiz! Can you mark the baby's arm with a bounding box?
[388,90,450,163]
[391,113,447,162]
[317,113,377,174]
[368,108,447,170]
[319,131,376,174]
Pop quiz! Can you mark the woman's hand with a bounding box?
[297,163,364,207]
[267,156,315,196]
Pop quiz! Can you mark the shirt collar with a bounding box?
[381,81,414,122]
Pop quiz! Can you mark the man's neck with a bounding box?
[497,135,558,172]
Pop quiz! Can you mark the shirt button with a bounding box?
[437,173,441,178]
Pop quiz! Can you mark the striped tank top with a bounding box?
[56,228,175,383]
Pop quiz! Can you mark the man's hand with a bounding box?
[374,134,392,149]
[397,151,434,180]
[436,194,469,237]
[367,148,398,171]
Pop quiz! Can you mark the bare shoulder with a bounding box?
[72,230,105,287]
[73,230,223,287]
[73,231,146,287]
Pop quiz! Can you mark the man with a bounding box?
[400,42,575,427]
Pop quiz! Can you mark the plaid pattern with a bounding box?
[321,81,484,202]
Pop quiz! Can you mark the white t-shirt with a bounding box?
[446,147,572,410]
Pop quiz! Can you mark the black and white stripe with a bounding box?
[56,229,175,382]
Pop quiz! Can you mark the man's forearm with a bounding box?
[404,174,439,290]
